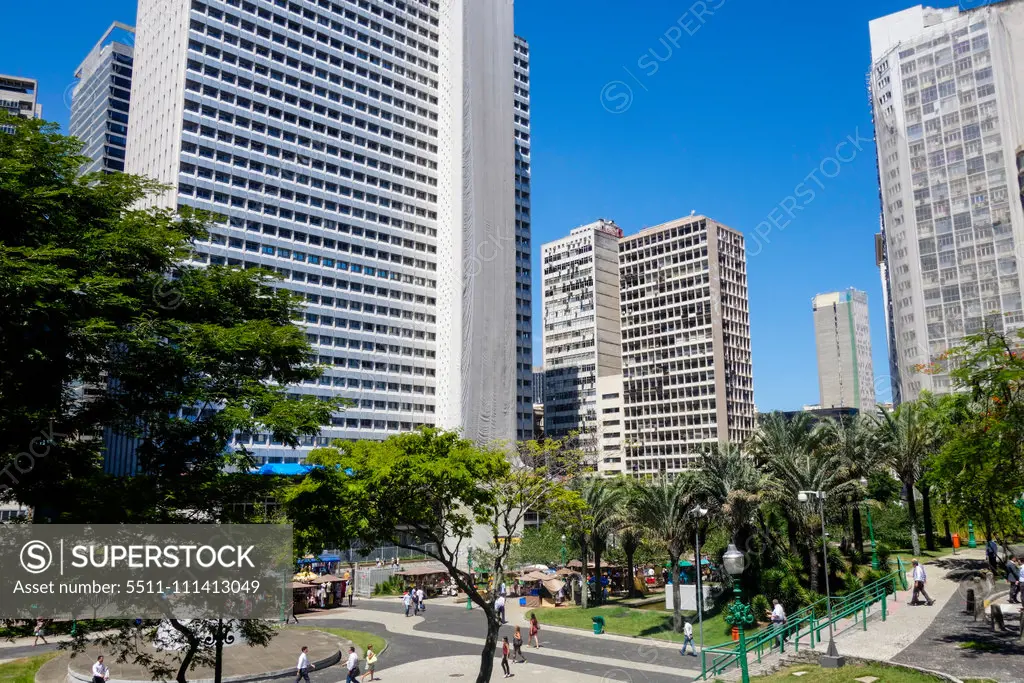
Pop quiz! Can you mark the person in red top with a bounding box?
[500,637,511,678]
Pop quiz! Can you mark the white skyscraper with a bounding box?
[126,0,526,462]
[870,2,1024,401]
[619,215,754,475]
[541,219,623,470]
[70,22,135,175]
[812,288,876,413]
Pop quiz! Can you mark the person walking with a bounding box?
[495,594,506,624]
[345,646,359,683]
[91,656,109,683]
[909,559,935,606]
[679,620,697,657]
[416,586,425,613]
[767,599,787,653]
[528,613,541,648]
[1007,555,1020,604]
[512,626,525,663]
[403,590,413,617]
[500,637,512,678]
[295,646,314,683]
[32,619,47,646]
[361,644,377,682]
[987,539,999,573]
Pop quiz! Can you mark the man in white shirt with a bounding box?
[679,621,697,657]
[345,646,359,683]
[91,655,109,683]
[416,586,425,613]
[403,590,413,617]
[768,599,788,653]
[910,559,935,606]
[295,646,314,683]
[495,594,506,624]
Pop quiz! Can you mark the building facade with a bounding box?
[619,215,754,474]
[125,0,524,463]
[870,1,1024,401]
[70,23,136,174]
[541,219,623,461]
[812,288,876,413]
[0,74,41,122]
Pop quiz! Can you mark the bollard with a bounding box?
[966,588,976,615]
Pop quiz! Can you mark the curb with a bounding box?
[782,651,963,682]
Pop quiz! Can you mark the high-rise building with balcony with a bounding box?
[125,0,525,463]
[812,288,876,413]
[870,1,1024,401]
[0,74,41,121]
[70,22,136,174]
[619,215,754,474]
[541,219,623,464]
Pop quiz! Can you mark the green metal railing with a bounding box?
[699,559,908,679]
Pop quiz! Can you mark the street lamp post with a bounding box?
[466,546,474,611]
[561,534,567,567]
[798,490,845,668]
[722,544,753,683]
[859,477,879,571]
[691,506,709,655]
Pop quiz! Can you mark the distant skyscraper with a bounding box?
[124,0,525,464]
[532,365,545,407]
[70,22,135,174]
[541,219,623,465]
[619,215,754,474]
[870,2,1024,401]
[812,288,876,413]
[0,74,41,123]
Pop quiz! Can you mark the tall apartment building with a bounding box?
[513,36,533,441]
[619,215,754,474]
[125,0,526,463]
[870,1,1024,401]
[541,219,623,463]
[0,75,41,120]
[70,23,136,174]
[812,288,876,413]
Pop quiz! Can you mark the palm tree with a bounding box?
[564,476,622,608]
[875,403,930,556]
[820,414,880,558]
[696,442,770,553]
[618,526,644,598]
[632,473,699,632]
[763,442,856,595]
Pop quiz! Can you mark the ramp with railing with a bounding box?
[699,559,908,679]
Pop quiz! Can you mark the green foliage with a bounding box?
[875,543,893,571]
[0,113,342,522]
[867,471,902,505]
[871,504,913,548]
[751,594,771,620]
[513,523,575,567]
[372,575,404,596]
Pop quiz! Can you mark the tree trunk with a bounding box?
[475,604,499,683]
[670,553,682,633]
[579,540,589,610]
[808,543,820,595]
[852,505,864,561]
[626,548,637,598]
[214,620,223,683]
[905,477,921,557]
[786,518,799,556]
[921,483,935,551]
[593,549,602,606]
[169,619,201,683]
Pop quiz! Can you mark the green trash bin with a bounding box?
[591,615,605,634]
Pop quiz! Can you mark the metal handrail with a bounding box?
[698,559,906,679]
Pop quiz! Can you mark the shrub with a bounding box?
[372,575,404,596]
[876,543,892,571]
[751,594,771,622]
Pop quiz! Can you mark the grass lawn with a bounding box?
[296,627,387,659]
[0,653,59,683]
[743,663,945,682]
[888,545,956,567]
[530,605,762,646]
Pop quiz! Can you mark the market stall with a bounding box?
[394,565,450,596]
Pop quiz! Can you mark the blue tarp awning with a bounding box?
[297,554,341,564]
[256,463,313,476]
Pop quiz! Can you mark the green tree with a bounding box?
[631,473,699,632]
[875,403,930,556]
[820,414,881,557]
[0,114,341,683]
[281,428,581,683]
[577,476,624,605]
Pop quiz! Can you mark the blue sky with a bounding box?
[1,0,931,411]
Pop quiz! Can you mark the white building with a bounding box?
[619,215,754,474]
[0,74,41,122]
[70,22,135,175]
[541,219,623,464]
[812,288,876,413]
[870,1,1024,401]
[125,0,527,462]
